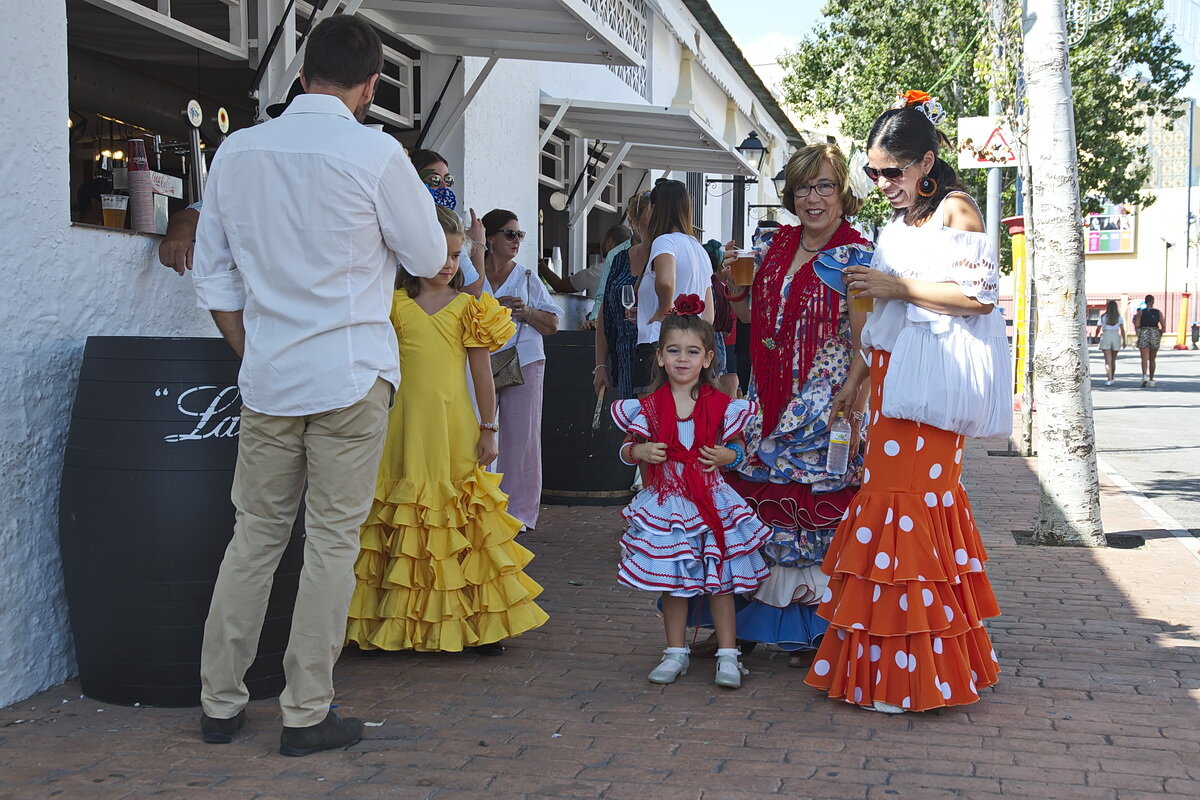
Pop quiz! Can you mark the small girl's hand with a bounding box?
[698,445,735,472]
[634,442,668,464]
[476,431,498,467]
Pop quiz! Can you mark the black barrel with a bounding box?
[58,337,303,707]
[541,330,635,506]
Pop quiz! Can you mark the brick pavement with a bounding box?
[2,438,1198,800]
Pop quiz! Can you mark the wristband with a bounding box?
[593,364,609,374]
[479,422,498,432]
[622,441,640,463]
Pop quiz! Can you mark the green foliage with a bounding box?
[779,0,1192,226]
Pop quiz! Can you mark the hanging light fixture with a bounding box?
[772,168,787,197]
[735,131,768,172]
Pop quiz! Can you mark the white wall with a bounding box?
[0,3,213,708]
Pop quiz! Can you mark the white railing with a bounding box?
[588,0,649,97]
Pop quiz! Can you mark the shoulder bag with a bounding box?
[490,269,531,391]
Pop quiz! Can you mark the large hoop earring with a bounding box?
[917,175,938,197]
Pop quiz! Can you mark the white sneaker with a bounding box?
[647,648,689,684]
[1148,379,1156,387]
[1106,380,1113,386]
[871,700,907,714]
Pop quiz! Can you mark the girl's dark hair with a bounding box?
[866,106,967,226]
[648,313,720,397]
[409,149,449,173]
[482,208,518,237]
[397,206,465,296]
[646,180,695,244]
[1104,300,1120,327]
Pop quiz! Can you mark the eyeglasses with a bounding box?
[862,158,920,182]
[792,181,838,198]
[499,229,526,241]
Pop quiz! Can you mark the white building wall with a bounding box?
[0,2,213,707]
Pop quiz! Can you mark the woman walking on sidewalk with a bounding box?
[805,92,1007,713]
[1134,295,1165,387]
[1095,300,1126,386]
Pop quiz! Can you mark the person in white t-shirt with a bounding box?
[632,179,714,395]
[1094,299,1126,386]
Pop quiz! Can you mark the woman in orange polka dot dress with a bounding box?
[805,96,1007,713]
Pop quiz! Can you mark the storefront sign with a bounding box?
[1084,204,1135,254]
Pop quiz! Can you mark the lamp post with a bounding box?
[707,132,772,246]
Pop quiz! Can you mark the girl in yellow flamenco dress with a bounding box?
[347,208,549,654]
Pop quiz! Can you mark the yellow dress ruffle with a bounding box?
[346,290,548,651]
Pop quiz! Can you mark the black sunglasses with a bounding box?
[499,229,526,241]
[862,157,920,182]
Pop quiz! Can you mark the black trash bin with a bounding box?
[58,336,303,707]
[541,330,635,506]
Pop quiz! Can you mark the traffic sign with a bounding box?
[958,116,1018,169]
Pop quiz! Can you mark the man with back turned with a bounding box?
[190,15,444,756]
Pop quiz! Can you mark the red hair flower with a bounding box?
[671,294,705,317]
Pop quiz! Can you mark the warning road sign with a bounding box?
[957,116,1019,169]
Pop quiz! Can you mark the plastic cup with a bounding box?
[851,291,874,313]
[101,194,128,229]
[730,250,756,286]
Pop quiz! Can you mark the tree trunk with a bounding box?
[1021,0,1104,546]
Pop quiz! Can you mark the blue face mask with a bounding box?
[429,185,457,210]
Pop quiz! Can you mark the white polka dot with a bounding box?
[902,696,911,708]
[924,492,938,507]
[872,585,881,602]
[955,448,963,464]
[969,680,977,693]
[917,574,927,581]
[863,468,871,483]
[894,650,907,669]
[907,653,917,672]
[940,681,952,700]
[813,659,830,676]
[922,588,935,607]
[893,556,899,570]
[916,436,925,451]
[885,508,894,524]
[929,463,943,479]
[971,670,979,682]
[842,507,850,521]
[857,643,864,659]
[969,557,983,572]
[837,630,846,640]
[933,637,944,654]
[821,587,833,604]
[942,491,954,506]
[875,669,882,685]
[854,687,863,703]
[899,516,914,532]
[883,440,900,456]
[954,548,969,565]
[874,552,891,570]
[990,648,998,662]
[856,526,873,544]
[944,605,956,622]
[898,594,909,611]
[856,504,863,516]
[851,622,866,630]
[869,645,882,662]
[872,410,880,425]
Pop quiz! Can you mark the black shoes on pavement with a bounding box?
[279,711,364,757]
[199,709,246,743]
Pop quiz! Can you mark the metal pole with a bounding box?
[732,175,746,247]
[986,0,1005,257]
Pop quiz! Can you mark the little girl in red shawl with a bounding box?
[611,296,771,689]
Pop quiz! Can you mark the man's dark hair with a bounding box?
[303,15,383,89]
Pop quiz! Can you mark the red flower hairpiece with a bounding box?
[670,294,705,317]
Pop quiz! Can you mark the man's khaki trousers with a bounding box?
[200,378,390,728]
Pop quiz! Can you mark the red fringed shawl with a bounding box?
[750,221,871,436]
[640,383,732,554]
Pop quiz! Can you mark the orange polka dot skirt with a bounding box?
[804,351,1001,711]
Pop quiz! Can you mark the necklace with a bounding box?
[798,229,825,253]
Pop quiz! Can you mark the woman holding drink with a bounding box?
[694,143,874,663]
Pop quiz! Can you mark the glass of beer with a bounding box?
[851,289,874,313]
[101,194,128,229]
[730,249,756,286]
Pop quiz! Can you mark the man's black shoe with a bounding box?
[200,709,246,743]
[279,711,364,757]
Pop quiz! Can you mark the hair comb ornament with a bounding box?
[670,294,705,317]
[893,89,946,126]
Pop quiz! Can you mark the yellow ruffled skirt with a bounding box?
[346,466,549,651]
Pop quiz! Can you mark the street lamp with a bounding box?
[735,131,768,172]
[772,167,787,197]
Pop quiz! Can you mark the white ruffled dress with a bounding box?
[612,398,772,596]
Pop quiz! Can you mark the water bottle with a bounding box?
[827,412,852,475]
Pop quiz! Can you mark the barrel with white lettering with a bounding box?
[58,336,303,707]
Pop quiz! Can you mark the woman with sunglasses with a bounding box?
[410,149,485,297]
[805,94,1005,713]
[482,209,560,530]
[693,144,873,665]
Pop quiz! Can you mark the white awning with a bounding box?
[359,0,645,67]
[539,97,756,177]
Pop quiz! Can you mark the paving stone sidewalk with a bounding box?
[2,438,1198,800]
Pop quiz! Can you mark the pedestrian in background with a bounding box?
[1095,299,1126,386]
[593,193,651,400]
[191,15,445,755]
[1133,294,1165,388]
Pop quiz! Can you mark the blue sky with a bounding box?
[706,0,823,91]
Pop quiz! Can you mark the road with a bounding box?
[1088,346,1200,533]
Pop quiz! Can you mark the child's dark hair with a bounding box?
[649,313,720,397]
[397,206,465,295]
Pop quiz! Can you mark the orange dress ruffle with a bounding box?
[805,350,1001,710]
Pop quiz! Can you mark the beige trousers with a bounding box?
[200,378,390,727]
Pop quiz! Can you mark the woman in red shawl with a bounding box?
[700,143,874,666]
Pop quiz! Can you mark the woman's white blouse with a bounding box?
[485,264,560,365]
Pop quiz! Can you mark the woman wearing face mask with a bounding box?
[805,92,1006,713]
[483,209,560,530]
[410,149,484,297]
